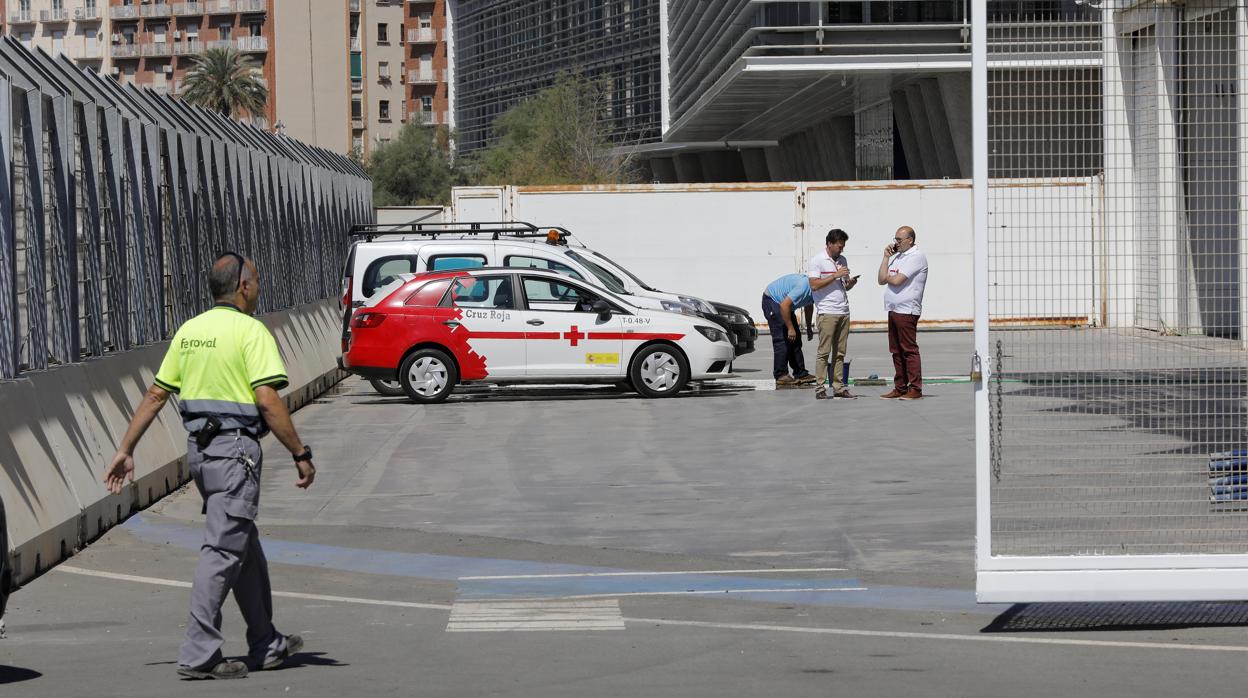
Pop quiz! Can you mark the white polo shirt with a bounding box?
[883,246,929,316]
[807,250,849,315]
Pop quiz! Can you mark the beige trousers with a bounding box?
[815,313,850,390]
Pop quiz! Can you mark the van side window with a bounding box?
[504,254,585,281]
[363,255,419,297]
[428,254,486,271]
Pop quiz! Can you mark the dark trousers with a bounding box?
[761,294,809,379]
[887,311,922,393]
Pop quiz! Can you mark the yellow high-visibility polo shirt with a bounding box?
[154,303,289,435]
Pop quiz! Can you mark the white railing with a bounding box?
[111,44,141,58]
[143,42,172,56]
[172,2,203,16]
[205,0,235,14]
[415,109,449,125]
[8,9,34,23]
[350,36,361,52]
[349,0,360,11]
[40,8,71,21]
[236,0,265,12]
[406,27,441,43]
[236,35,267,51]
[75,5,102,20]
[173,39,203,55]
[206,39,234,50]
[406,67,443,84]
[109,5,139,19]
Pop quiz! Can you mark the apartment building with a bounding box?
[4,0,108,67]
[273,0,450,159]
[403,0,449,130]
[106,0,275,127]
[1,0,447,157]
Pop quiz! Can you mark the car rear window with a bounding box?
[429,254,486,271]
[404,278,453,307]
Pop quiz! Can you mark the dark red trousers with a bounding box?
[887,311,922,393]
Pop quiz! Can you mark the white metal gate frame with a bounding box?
[974,0,1248,603]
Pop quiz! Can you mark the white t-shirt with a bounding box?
[807,250,849,315]
[883,246,929,315]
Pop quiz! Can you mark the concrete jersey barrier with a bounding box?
[0,299,346,588]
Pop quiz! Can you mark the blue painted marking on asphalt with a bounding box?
[123,515,1007,615]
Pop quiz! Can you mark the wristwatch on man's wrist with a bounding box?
[293,446,313,463]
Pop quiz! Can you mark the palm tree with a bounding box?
[180,47,268,120]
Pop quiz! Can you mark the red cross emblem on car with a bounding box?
[563,325,585,346]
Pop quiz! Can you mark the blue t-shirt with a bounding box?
[765,274,814,308]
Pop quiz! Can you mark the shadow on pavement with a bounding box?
[347,384,753,405]
[268,652,349,671]
[982,601,1248,633]
[0,666,42,684]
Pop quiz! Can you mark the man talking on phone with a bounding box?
[878,226,929,400]
[807,228,858,400]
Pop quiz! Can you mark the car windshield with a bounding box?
[564,251,628,294]
[587,250,658,292]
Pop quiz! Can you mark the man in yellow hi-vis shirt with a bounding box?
[104,252,317,680]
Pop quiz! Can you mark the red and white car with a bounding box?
[342,267,736,402]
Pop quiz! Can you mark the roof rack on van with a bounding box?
[348,221,560,242]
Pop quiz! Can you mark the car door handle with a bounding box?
[526,319,544,326]
[443,320,460,328]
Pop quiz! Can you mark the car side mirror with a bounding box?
[591,299,611,320]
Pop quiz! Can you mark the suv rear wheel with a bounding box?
[368,378,406,397]
[399,348,458,403]
[630,344,689,398]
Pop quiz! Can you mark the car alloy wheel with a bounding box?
[630,344,689,398]
[408,357,449,396]
[399,348,458,403]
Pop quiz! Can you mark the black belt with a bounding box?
[191,416,258,449]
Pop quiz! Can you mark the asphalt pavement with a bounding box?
[5,330,1248,697]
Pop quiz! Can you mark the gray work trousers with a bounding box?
[177,432,288,670]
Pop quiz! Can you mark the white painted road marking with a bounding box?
[633,617,1248,654]
[447,599,624,632]
[458,567,848,580]
[56,565,1248,653]
[57,565,452,611]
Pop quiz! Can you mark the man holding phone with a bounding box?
[807,228,858,400]
[878,225,929,400]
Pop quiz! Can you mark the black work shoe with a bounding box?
[261,634,304,670]
[177,659,249,680]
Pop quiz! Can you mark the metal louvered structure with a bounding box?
[0,37,372,380]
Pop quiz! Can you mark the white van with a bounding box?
[341,221,757,350]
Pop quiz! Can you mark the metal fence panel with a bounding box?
[0,38,371,379]
[977,1,1248,602]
